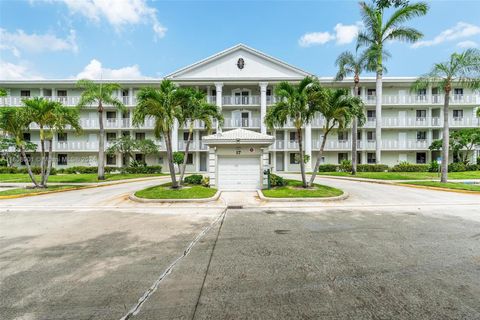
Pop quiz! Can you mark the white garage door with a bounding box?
[217,156,260,191]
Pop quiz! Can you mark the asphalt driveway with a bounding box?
[1,177,480,319]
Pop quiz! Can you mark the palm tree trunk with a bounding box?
[375,69,382,164]
[309,127,330,186]
[39,126,46,184]
[441,90,450,183]
[20,145,40,188]
[43,139,54,187]
[164,129,178,188]
[179,124,193,184]
[98,103,105,180]
[296,127,307,188]
[352,82,360,175]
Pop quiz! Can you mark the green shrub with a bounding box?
[63,166,117,174]
[356,164,389,172]
[477,157,480,165]
[428,161,439,172]
[339,160,352,172]
[269,173,286,187]
[465,164,479,171]
[448,162,466,172]
[0,159,7,167]
[184,174,203,185]
[201,176,210,187]
[0,166,18,173]
[318,164,338,172]
[390,162,429,172]
[120,166,162,174]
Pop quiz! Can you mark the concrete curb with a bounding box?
[129,190,222,203]
[397,183,480,195]
[257,190,349,202]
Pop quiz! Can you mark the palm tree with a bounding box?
[357,1,428,164]
[133,80,186,189]
[76,80,125,180]
[309,89,363,186]
[335,50,371,174]
[106,135,159,166]
[178,88,223,184]
[24,97,81,187]
[0,108,40,187]
[265,77,321,188]
[413,49,480,183]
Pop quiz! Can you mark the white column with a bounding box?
[259,82,268,134]
[195,152,200,172]
[52,88,56,100]
[208,147,216,187]
[172,120,179,152]
[427,84,432,103]
[128,87,133,106]
[304,124,312,171]
[206,86,211,103]
[284,130,289,172]
[214,82,223,132]
[272,151,277,172]
[39,88,44,97]
[262,149,269,188]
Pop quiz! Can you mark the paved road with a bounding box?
[1,176,480,319]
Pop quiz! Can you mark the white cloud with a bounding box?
[0,61,44,80]
[55,0,167,39]
[75,59,151,80]
[0,28,78,57]
[299,22,361,47]
[457,40,479,49]
[299,32,334,47]
[412,22,480,48]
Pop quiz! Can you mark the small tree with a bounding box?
[0,137,37,167]
[429,128,480,164]
[173,151,184,174]
[107,135,158,167]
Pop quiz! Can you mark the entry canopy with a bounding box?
[203,128,274,146]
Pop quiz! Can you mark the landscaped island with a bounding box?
[133,175,217,200]
[262,176,343,199]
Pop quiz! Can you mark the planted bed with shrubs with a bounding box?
[134,175,216,200]
[263,175,343,198]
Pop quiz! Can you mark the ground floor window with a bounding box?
[57,154,67,165]
[135,154,145,163]
[338,152,348,164]
[106,132,116,141]
[416,152,426,164]
[186,153,193,164]
[289,153,299,164]
[356,152,362,164]
[416,131,427,141]
[367,153,376,164]
[106,154,116,165]
[21,153,32,165]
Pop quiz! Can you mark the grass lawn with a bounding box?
[0,173,164,183]
[262,179,343,198]
[400,181,480,192]
[318,171,480,180]
[0,185,83,197]
[134,182,217,199]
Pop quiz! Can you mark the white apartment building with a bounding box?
[1,44,479,185]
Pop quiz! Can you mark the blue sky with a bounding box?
[0,0,479,80]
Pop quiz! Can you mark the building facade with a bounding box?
[1,44,479,175]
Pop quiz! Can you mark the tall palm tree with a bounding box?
[309,89,363,186]
[413,49,480,183]
[335,50,371,174]
[76,80,125,180]
[133,80,186,189]
[0,108,39,187]
[178,88,223,184]
[24,97,81,187]
[357,1,428,164]
[265,76,321,188]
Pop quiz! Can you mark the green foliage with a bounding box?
[318,164,339,172]
[173,152,184,166]
[339,160,352,172]
[465,164,479,171]
[448,162,466,172]
[429,128,480,164]
[107,136,158,166]
[201,176,210,187]
[428,161,439,172]
[57,166,116,174]
[0,159,7,167]
[390,162,429,172]
[269,173,286,187]
[120,166,162,174]
[184,174,203,185]
[294,153,311,164]
[0,88,7,97]
[356,164,389,172]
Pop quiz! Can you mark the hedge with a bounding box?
[57,166,116,174]
[357,164,389,172]
[0,166,57,175]
[269,173,286,187]
[390,163,429,172]
[119,166,162,174]
[184,174,203,185]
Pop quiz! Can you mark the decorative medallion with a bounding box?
[237,58,245,70]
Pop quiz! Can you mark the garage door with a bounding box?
[217,156,260,191]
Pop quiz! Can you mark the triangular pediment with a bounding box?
[166,44,311,81]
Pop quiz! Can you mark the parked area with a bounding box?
[1,176,480,319]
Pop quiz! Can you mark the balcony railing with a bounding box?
[363,94,478,105]
[223,117,261,128]
[0,95,137,107]
[177,140,208,151]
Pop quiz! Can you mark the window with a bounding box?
[106,154,116,165]
[367,153,376,164]
[57,90,67,97]
[211,89,216,96]
[266,89,272,96]
[183,132,190,141]
[453,110,463,119]
[23,133,31,141]
[367,89,376,96]
[122,90,129,97]
[356,152,362,164]
[135,132,145,140]
[417,89,427,96]
[416,110,426,119]
[106,111,116,119]
[337,153,348,164]
[454,88,463,95]
[357,131,362,140]
[20,90,30,97]
[57,132,67,142]
[416,152,426,164]
[135,154,145,163]
[186,153,193,165]
[367,110,376,119]
[21,154,32,165]
[289,132,297,142]
[57,154,67,165]
[367,131,375,141]
[337,131,348,141]
[289,153,299,164]
[122,131,130,137]
[417,131,427,140]
[158,156,164,164]
[106,132,117,141]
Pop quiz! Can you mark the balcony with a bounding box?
[207,95,280,106]
[363,94,478,105]
[223,117,261,128]
[0,95,137,107]
[177,140,208,151]
[310,139,430,150]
